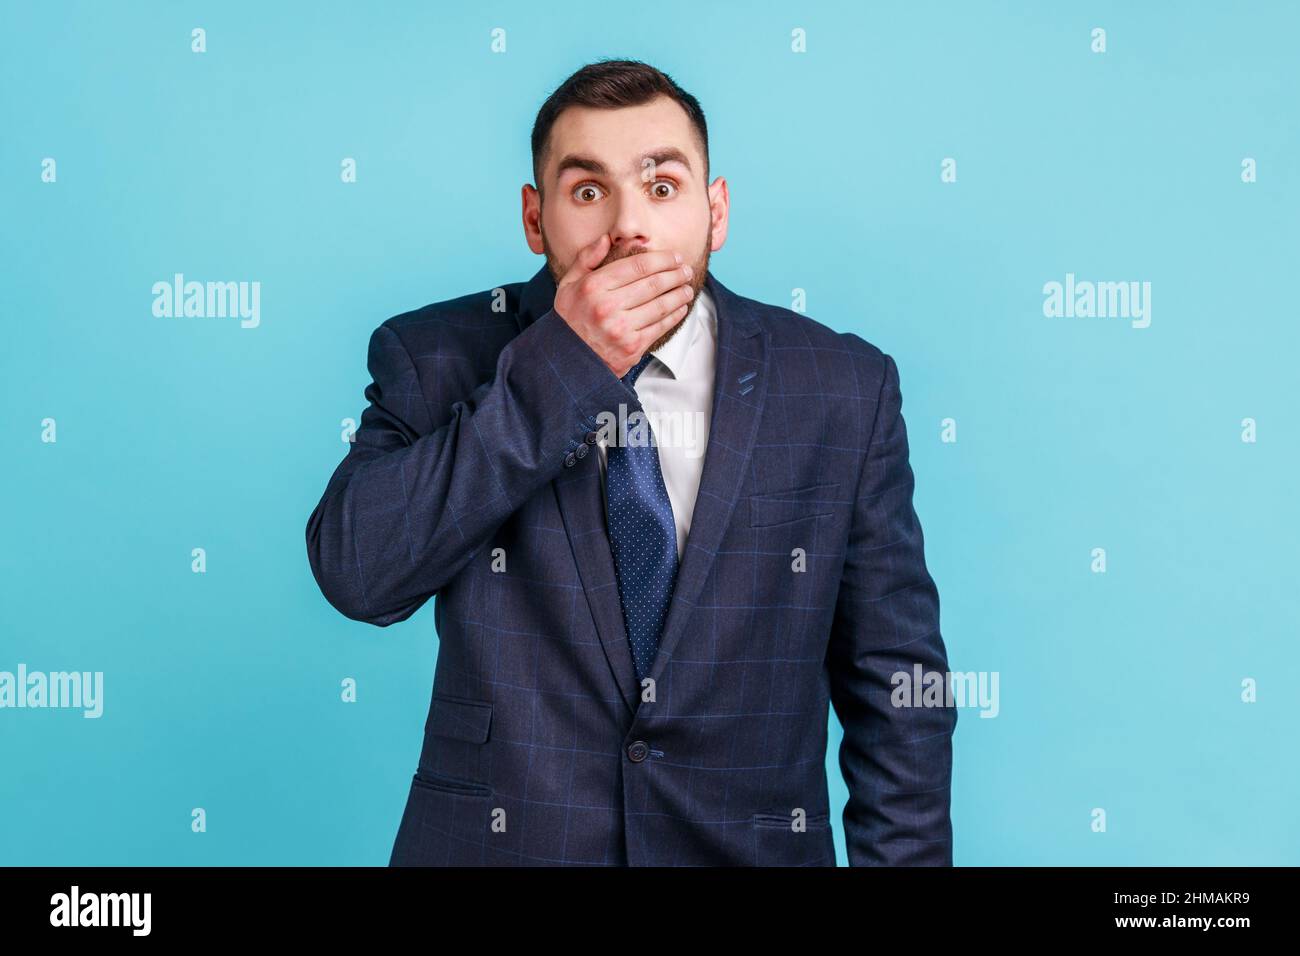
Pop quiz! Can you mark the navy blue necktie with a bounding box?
[606,352,679,682]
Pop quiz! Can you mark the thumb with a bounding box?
[558,234,610,288]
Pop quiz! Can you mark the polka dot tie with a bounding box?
[606,352,679,682]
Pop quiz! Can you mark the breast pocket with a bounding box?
[748,481,839,528]
[425,693,493,743]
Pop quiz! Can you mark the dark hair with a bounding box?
[530,58,709,198]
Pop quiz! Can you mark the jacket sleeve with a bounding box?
[305,307,634,627]
[825,350,958,865]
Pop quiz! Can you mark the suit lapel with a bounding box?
[647,271,766,690]
[553,462,642,716]
[519,265,767,717]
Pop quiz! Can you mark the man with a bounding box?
[305,58,957,866]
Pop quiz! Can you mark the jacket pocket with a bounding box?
[749,482,839,528]
[751,810,831,830]
[410,769,492,798]
[425,693,493,744]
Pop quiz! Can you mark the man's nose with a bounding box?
[608,190,650,252]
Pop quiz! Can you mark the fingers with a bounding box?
[616,262,695,313]
[626,280,695,333]
[594,249,685,292]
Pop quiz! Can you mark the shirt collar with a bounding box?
[649,284,714,380]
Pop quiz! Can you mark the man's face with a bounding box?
[523,94,729,353]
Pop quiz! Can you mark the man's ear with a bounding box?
[522,183,544,254]
[707,177,730,251]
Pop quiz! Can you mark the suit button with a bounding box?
[574,443,588,459]
[627,741,649,762]
[564,452,577,467]
[585,430,599,445]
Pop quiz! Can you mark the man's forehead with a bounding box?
[553,145,695,181]
[546,100,702,180]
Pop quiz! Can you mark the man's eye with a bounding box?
[572,181,677,202]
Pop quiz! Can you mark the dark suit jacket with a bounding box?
[305,264,958,866]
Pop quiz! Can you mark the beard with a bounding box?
[542,217,712,354]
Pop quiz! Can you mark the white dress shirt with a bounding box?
[597,285,717,562]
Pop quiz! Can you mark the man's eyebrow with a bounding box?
[554,147,693,179]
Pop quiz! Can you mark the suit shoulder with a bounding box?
[744,295,890,385]
[378,281,524,344]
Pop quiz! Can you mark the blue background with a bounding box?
[2,0,1296,865]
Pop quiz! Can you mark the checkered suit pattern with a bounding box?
[305,264,957,866]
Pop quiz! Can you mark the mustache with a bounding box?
[601,244,651,267]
